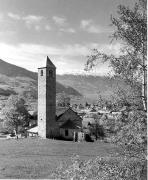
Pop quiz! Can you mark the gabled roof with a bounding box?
[56,107,82,121]
[60,119,81,129]
[56,107,69,117]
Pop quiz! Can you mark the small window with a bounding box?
[49,70,53,77]
[40,70,43,76]
[65,129,68,136]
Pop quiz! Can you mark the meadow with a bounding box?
[0,138,117,179]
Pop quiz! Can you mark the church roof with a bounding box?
[38,56,56,69]
[46,56,56,69]
[56,107,69,117]
[60,119,81,129]
[56,107,82,122]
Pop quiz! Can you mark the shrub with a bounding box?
[52,155,146,180]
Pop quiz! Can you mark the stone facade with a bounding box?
[57,108,83,140]
[60,128,80,140]
[38,57,58,138]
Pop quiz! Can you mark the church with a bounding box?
[35,56,82,139]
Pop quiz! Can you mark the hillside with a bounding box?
[0,59,82,98]
[0,59,127,107]
[0,59,37,80]
[57,74,126,102]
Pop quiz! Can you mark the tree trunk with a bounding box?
[15,126,18,140]
[142,67,147,111]
[142,11,147,112]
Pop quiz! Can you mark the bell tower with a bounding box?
[38,56,56,138]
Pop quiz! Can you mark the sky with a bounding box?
[0,0,136,75]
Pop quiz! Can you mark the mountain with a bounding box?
[57,74,127,102]
[0,59,37,80]
[0,59,82,110]
[0,59,127,107]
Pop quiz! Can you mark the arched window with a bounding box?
[49,70,53,77]
[40,70,43,76]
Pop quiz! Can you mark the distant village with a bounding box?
[26,101,124,142]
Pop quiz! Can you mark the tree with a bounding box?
[56,92,70,107]
[85,0,147,164]
[97,95,105,109]
[52,1,147,179]
[85,0,147,111]
[88,114,105,140]
[110,85,144,110]
[85,101,90,108]
[113,110,147,157]
[2,95,29,138]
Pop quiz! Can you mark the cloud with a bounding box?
[0,42,121,75]
[22,15,44,30]
[0,42,121,61]
[6,12,54,32]
[81,19,92,28]
[52,16,67,26]
[7,13,44,24]
[34,25,41,31]
[23,15,43,25]
[89,43,122,56]
[7,12,48,31]
[60,27,76,33]
[45,25,51,31]
[0,30,16,37]
[52,16,76,33]
[80,19,101,33]
[80,19,111,34]
[7,12,21,20]
[0,13,4,21]
[0,43,89,74]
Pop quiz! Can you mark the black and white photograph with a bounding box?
[0,0,147,179]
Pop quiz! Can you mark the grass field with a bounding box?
[0,138,117,179]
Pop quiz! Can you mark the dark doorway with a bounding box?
[65,129,68,136]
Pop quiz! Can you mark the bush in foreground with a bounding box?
[52,155,146,180]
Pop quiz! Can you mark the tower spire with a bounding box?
[46,56,56,68]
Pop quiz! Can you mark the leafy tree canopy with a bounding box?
[2,95,29,134]
[85,0,147,161]
[85,0,147,111]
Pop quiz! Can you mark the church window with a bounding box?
[65,129,68,136]
[40,70,43,76]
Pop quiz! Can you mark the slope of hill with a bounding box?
[0,59,81,98]
[0,59,37,80]
[0,59,128,106]
[57,74,127,102]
